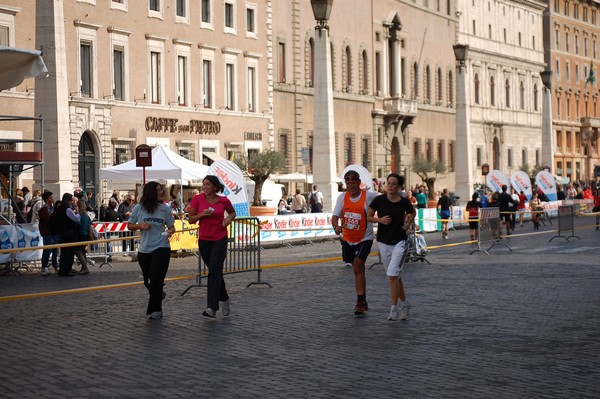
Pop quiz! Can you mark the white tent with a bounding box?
[99,145,209,183]
[0,46,48,91]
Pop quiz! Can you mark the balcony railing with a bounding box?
[383,96,418,117]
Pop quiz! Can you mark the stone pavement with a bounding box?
[1,217,599,398]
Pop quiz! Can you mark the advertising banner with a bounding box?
[14,224,43,262]
[341,164,374,191]
[0,225,17,263]
[535,171,558,201]
[208,160,250,216]
[511,171,533,199]
[168,219,198,251]
[257,213,335,243]
[486,170,510,193]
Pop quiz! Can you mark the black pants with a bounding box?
[58,231,77,276]
[138,247,171,315]
[199,237,229,312]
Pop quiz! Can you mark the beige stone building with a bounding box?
[544,0,600,182]
[1,0,272,202]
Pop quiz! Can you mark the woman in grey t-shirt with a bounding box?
[127,181,175,320]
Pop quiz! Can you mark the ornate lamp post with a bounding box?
[311,0,337,212]
[540,70,554,174]
[453,43,473,205]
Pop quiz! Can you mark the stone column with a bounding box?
[35,0,74,197]
[312,27,338,213]
[541,81,555,172]
[454,58,474,205]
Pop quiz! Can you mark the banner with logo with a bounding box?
[0,224,43,262]
[258,213,335,242]
[208,160,250,216]
[535,170,558,201]
[169,219,198,251]
[510,171,533,200]
[341,164,374,191]
[486,170,509,193]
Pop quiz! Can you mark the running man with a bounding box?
[332,170,379,315]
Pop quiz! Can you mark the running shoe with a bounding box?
[388,308,400,321]
[400,302,411,320]
[221,299,231,316]
[354,301,368,315]
[202,308,216,318]
[148,311,163,319]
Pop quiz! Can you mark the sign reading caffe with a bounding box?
[145,117,221,135]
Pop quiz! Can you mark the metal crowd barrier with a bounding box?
[181,216,270,296]
[89,222,138,268]
[470,207,511,255]
[549,205,581,242]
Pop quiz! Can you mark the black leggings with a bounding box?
[138,247,171,315]
[199,237,229,312]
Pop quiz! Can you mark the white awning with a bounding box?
[203,151,226,162]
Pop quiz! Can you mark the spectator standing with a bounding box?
[309,185,324,213]
[498,185,517,237]
[74,199,94,275]
[38,191,58,276]
[55,193,80,276]
[517,191,528,227]
[28,190,43,224]
[465,192,481,241]
[127,182,175,320]
[103,200,121,261]
[187,175,236,319]
[509,188,520,231]
[118,194,137,252]
[291,188,307,213]
[415,186,427,209]
[367,173,415,321]
[331,170,379,315]
[437,188,453,239]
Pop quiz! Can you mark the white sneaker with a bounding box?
[400,302,411,320]
[221,299,231,316]
[41,267,51,276]
[202,308,216,318]
[148,311,163,319]
[388,308,400,321]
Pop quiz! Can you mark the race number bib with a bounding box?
[343,211,361,230]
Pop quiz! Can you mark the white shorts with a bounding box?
[378,240,408,277]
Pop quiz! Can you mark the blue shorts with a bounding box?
[440,210,451,221]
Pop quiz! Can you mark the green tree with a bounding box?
[234,149,287,206]
[411,157,447,200]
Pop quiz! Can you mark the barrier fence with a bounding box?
[549,205,581,242]
[180,216,269,296]
[470,207,511,255]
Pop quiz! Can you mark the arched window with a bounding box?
[344,45,352,90]
[413,62,419,98]
[425,65,431,102]
[437,67,443,104]
[490,76,495,106]
[448,70,454,106]
[505,78,511,108]
[361,50,368,94]
[308,38,314,87]
[533,83,538,111]
[474,73,480,104]
[519,81,525,110]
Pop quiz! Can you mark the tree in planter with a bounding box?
[234,149,287,206]
[411,157,447,200]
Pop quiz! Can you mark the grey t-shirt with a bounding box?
[129,203,175,253]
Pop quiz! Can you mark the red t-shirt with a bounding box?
[189,193,235,241]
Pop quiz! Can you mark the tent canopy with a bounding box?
[99,145,209,183]
[0,46,48,91]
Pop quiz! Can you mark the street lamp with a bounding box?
[310,0,337,213]
[311,0,333,31]
[540,70,554,174]
[453,43,473,205]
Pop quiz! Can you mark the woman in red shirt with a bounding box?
[188,175,236,318]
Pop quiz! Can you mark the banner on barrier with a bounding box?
[169,219,198,251]
[0,224,43,262]
[257,213,335,242]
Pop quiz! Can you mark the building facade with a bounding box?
[1,0,273,201]
[456,0,546,199]
[544,0,600,182]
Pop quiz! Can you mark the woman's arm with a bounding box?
[223,211,236,227]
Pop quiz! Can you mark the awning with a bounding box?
[0,46,48,91]
[203,151,226,162]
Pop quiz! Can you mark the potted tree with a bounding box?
[411,156,447,207]
[234,149,287,216]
